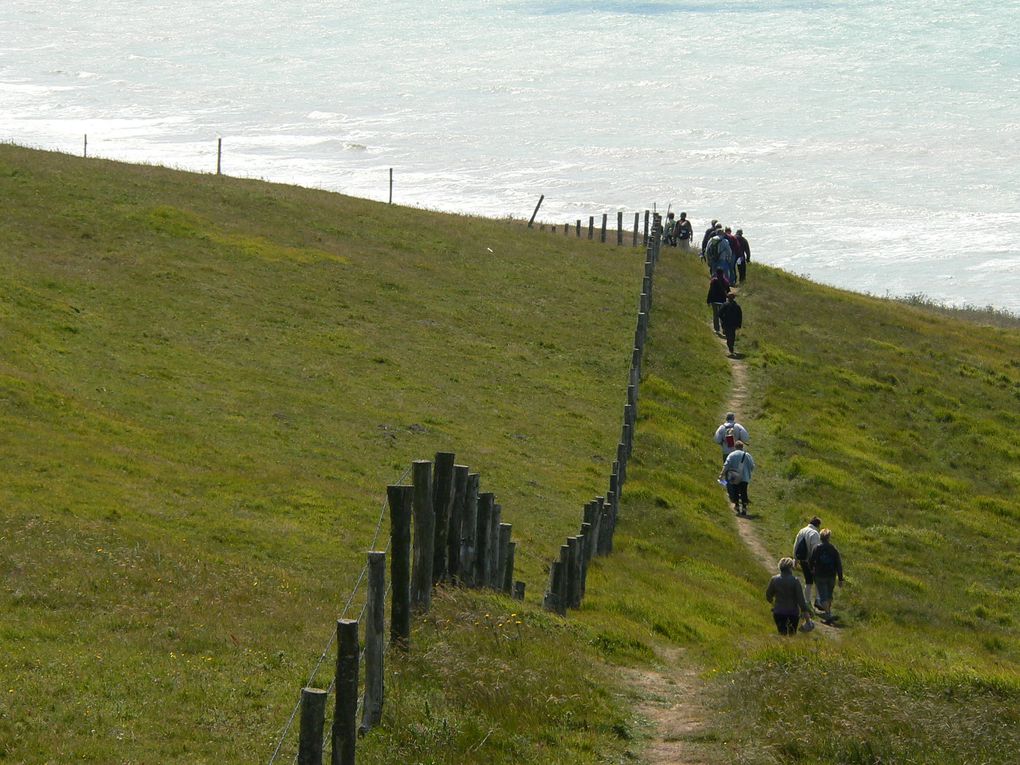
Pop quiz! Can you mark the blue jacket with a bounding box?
[722,448,755,483]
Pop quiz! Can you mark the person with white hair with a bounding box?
[713,412,749,462]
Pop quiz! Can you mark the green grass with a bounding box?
[2,144,1019,764]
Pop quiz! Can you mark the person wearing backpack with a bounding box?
[766,557,813,635]
[793,516,822,608]
[676,212,693,250]
[719,440,754,515]
[706,268,730,334]
[701,219,719,262]
[718,291,743,356]
[662,212,678,246]
[713,411,749,462]
[808,528,844,622]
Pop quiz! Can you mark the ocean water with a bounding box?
[2,0,1019,312]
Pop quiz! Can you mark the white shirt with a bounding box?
[793,525,821,560]
[713,421,749,455]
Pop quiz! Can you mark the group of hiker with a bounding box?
[701,220,750,287]
[711,415,846,635]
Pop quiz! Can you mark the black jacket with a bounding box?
[718,300,743,331]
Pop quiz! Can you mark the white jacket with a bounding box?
[713,421,749,455]
[793,525,821,561]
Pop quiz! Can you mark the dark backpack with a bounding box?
[706,237,720,260]
[794,534,808,562]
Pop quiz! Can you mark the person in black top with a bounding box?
[677,212,693,250]
[718,291,743,356]
[701,219,719,258]
[735,229,750,283]
[706,268,730,334]
[808,528,844,622]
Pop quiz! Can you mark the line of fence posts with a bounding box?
[293,450,525,765]
[288,214,664,762]
[538,209,651,248]
[542,212,662,615]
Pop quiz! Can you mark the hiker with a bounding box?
[719,439,754,515]
[793,516,823,609]
[700,219,719,260]
[807,528,844,622]
[706,268,730,334]
[704,228,727,275]
[713,411,749,462]
[718,291,743,356]
[662,212,678,246]
[735,229,750,283]
[723,227,740,284]
[766,558,812,635]
[677,212,693,250]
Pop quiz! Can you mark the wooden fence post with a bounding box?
[633,212,639,247]
[389,168,393,204]
[617,212,623,245]
[360,551,385,735]
[216,137,222,175]
[588,216,594,240]
[600,214,607,243]
[643,210,650,246]
[503,541,516,595]
[543,561,563,613]
[432,452,456,583]
[566,537,580,608]
[83,134,88,158]
[579,522,592,600]
[528,194,544,228]
[513,580,526,600]
[557,544,570,611]
[411,460,434,612]
[460,474,480,586]
[576,219,581,238]
[475,493,494,587]
[387,485,412,649]
[486,504,502,588]
[331,619,359,765]
[496,523,512,592]
[448,465,469,581]
[298,687,328,765]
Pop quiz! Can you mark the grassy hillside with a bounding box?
[3,144,1019,765]
[0,145,645,763]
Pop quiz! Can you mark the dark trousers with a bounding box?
[727,480,749,506]
[738,262,747,283]
[711,303,723,332]
[773,612,799,635]
[723,327,737,353]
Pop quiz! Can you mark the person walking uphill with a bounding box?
[766,558,813,635]
[706,268,730,334]
[720,440,754,515]
[677,212,693,250]
[808,528,844,623]
[718,291,743,356]
[713,411,749,462]
[793,516,822,609]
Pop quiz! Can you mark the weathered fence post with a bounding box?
[411,460,434,612]
[513,580,526,601]
[588,216,594,240]
[617,212,623,245]
[486,504,502,588]
[475,493,494,587]
[496,523,512,592]
[544,561,564,613]
[643,210,650,246]
[216,137,222,175]
[600,214,608,243]
[360,551,386,735]
[387,485,412,648]
[448,465,469,581]
[566,537,580,608]
[633,212,639,247]
[460,473,480,586]
[503,541,516,595]
[83,134,88,158]
[432,452,456,583]
[389,167,393,204]
[331,619,359,765]
[557,544,571,610]
[576,219,581,238]
[298,687,328,765]
[528,194,545,228]
[579,522,592,600]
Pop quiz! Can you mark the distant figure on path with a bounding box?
[718,291,743,356]
[713,411,749,462]
[808,528,844,622]
[706,268,730,334]
[793,516,822,609]
[704,227,726,275]
[723,227,740,284]
[766,557,812,635]
[735,229,750,283]
[663,212,678,246]
[677,212,693,250]
[701,219,719,260]
[720,439,754,515]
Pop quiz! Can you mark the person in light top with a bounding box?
[713,412,749,461]
[793,516,822,608]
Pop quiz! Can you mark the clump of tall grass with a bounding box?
[897,293,1020,328]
